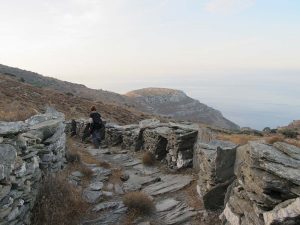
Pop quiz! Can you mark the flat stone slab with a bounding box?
[89,182,104,191]
[157,200,198,225]
[133,164,160,176]
[82,189,103,203]
[156,198,180,212]
[123,171,160,192]
[82,204,127,225]
[123,159,142,167]
[143,175,193,196]
[91,167,112,177]
[92,201,122,212]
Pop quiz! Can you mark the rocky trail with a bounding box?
[68,141,219,225]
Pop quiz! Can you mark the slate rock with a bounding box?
[89,182,104,191]
[143,174,193,196]
[82,189,103,203]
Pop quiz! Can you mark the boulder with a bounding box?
[195,140,237,210]
[222,141,300,225]
[143,126,172,160]
[166,127,198,169]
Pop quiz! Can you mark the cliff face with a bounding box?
[126,88,239,130]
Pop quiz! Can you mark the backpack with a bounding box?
[90,112,103,129]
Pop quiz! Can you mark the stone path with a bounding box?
[70,144,202,225]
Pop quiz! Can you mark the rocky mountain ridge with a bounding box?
[0,64,239,130]
[126,88,239,130]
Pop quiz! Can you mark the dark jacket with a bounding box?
[90,111,102,131]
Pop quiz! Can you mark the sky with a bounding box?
[0,0,300,129]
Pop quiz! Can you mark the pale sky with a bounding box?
[1,0,300,88]
[1,0,300,128]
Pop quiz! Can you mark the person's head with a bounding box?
[90,106,97,112]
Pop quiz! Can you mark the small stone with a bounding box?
[89,182,104,191]
[71,171,84,177]
[114,183,124,195]
[120,173,129,182]
[102,191,113,197]
[0,184,11,201]
[7,207,20,222]
[82,189,103,203]
[106,183,114,190]
[92,201,120,212]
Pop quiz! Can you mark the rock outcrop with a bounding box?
[0,108,66,225]
[195,140,238,210]
[125,88,239,130]
[221,141,300,225]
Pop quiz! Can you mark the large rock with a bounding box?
[222,141,300,225]
[195,140,238,210]
[105,123,123,146]
[0,121,28,136]
[143,174,193,196]
[263,198,300,225]
[121,125,142,151]
[166,125,198,169]
[143,126,172,160]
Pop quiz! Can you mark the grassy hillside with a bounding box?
[0,74,150,124]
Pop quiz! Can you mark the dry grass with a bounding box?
[0,103,37,121]
[67,138,111,168]
[217,134,260,145]
[184,181,203,210]
[31,175,88,225]
[142,151,156,166]
[265,136,285,145]
[264,135,300,148]
[123,192,154,215]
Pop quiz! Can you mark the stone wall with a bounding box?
[66,119,202,170]
[65,118,300,224]
[0,108,66,225]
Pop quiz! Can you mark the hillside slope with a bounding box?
[0,64,132,106]
[0,74,149,124]
[0,64,239,130]
[126,88,239,130]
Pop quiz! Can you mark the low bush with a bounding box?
[66,152,81,164]
[142,151,156,166]
[31,175,88,225]
[280,129,298,139]
[123,191,154,215]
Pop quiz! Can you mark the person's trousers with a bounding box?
[91,129,101,148]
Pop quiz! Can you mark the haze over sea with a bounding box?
[1,1,300,130]
[93,71,300,130]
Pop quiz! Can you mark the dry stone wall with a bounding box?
[0,108,66,225]
[66,118,300,225]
